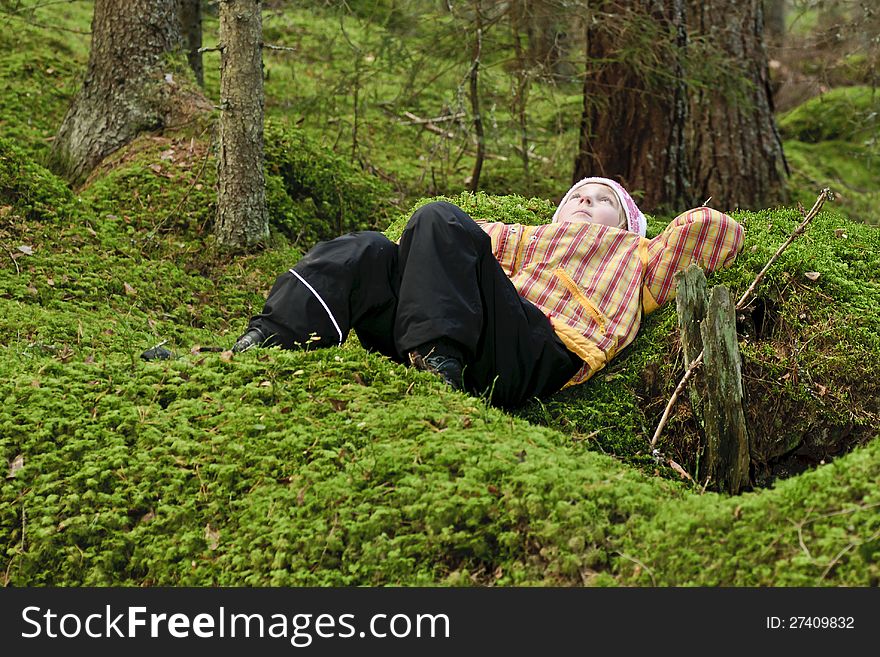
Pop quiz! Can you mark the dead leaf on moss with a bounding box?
[205,523,220,550]
[667,459,694,482]
[804,271,821,281]
[220,350,234,362]
[123,282,137,296]
[17,245,33,255]
[7,454,24,478]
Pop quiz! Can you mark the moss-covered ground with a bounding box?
[1,2,878,586]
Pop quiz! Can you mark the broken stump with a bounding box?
[675,264,750,494]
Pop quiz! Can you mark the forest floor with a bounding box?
[0,2,878,586]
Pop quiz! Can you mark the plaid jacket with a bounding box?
[479,207,744,387]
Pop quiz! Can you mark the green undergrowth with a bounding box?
[0,1,91,158]
[264,122,398,244]
[3,339,877,586]
[779,86,879,145]
[0,137,76,222]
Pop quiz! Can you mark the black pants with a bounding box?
[246,202,580,407]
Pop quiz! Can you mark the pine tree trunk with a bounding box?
[573,0,787,213]
[215,0,268,248]
[179,0,204,86]
[687,0,788,209]
[48,0,187,186]
[573,0,693,211]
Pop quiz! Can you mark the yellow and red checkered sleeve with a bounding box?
[642,207,744,313]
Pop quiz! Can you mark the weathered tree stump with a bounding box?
[675,264,750,494]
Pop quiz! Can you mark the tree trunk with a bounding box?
[686,0,788,210]
[468,21,484,194]
[48,0,195,186]
[179,0,204,86]
[216,0,268,248]
[574,0,693,211]
[573,0,787,213]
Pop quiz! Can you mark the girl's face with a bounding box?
[554,183,624,229]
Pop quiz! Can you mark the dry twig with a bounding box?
[2,243,21,275]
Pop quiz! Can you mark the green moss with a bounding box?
[0,1,91,157]
[264,122,397,246]
[778,86,879,145]
[0,137,75,222]
[783,140,880,225]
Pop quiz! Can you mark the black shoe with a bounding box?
[232,327,265,353]
[409,351,464,391]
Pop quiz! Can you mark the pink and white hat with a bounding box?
[552,176,647,237]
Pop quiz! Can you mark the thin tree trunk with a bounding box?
[48,0,191,186]
[179,0,204,86]
[468,18,484,193]
[509,5,531,190]
[216,0,268,248]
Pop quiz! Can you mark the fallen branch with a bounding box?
[400,111,465,125]
[2,243,21,275]
[402,111,456,139]
[650,352,702,448]
[649,188,832,449]
[736,188,832,310]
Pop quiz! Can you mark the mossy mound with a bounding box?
[0,12,89,159]
[72,122,398,250]
[388,192,880,488]
[0,137,75,223]
[264,122,399,246]
[778,86,879,144]
[783,140,880,226]
[779,86,880,225]
[1,174,879,585]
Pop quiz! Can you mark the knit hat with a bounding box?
[552,176,647,237]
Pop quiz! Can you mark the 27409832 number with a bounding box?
[789,617,854,629]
